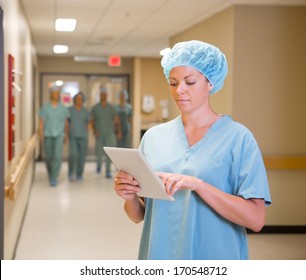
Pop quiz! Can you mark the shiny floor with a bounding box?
[14,162,306,260]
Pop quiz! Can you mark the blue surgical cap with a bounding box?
[161,40,228,94]
[73,91,86,103]
[117,89,129,100]
[48,84,62,93]
[99,86,108,94]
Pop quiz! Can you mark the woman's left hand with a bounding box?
[157,172,203,196]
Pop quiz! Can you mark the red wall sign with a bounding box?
[8,54,15,161]
[108,55,121,67]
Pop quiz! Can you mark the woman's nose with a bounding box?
[176,82,185,95]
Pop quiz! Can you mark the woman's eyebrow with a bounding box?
[169,75,195,81]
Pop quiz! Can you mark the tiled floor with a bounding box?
[14,162,306,260]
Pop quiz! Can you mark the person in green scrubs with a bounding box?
[115,89,133,148]
[68,91,90,181]
[39,84,70,187]
[91,87,122,178]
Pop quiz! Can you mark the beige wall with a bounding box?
[169,5,306,226]
[233,5,306,155]
[132,57,170,147]
[38,56,134,75]
[233,5,306,225]
[139,58,171,123]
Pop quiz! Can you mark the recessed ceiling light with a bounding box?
[55,80,64,86]
[55,18,77,32]
[53,45,69,54]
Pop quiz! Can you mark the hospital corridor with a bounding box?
[14,162,143,260]
[1,0,306,262]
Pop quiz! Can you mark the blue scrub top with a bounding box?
[39,102,69,137]
[138,115,271,260]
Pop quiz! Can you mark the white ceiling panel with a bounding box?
[109,0,169,12]
[20,0,306,58]
[57,0,113,10]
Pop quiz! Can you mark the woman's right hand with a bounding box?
[114,171,141,200]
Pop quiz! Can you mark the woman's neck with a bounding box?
[181,109,221,146]
[50,99,59,106]
[182,109,219,129]
[75,104,82,110]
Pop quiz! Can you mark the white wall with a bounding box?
[2,0,38,259]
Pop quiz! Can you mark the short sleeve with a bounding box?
[38,105,45,119]
[237,141,271,206]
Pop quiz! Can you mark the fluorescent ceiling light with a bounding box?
[55,18,77,32]
[73,56,107,62]
[160,47,170,56]
[53,45,69,54]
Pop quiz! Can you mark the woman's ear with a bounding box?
[209,83,214,92]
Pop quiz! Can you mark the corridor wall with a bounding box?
[1,0,38,259]
[170,5,306,227]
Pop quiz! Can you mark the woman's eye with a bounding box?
[186,82,195,85]
[169,83,177,87]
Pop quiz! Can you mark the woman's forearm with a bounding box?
[124,196,145,223]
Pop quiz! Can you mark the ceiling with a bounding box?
[20,0,306,58]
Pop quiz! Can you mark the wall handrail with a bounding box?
[4,133,38,200]
[264,156,306,170]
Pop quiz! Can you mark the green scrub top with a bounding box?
[39,102,70,137]
[91,103,117,136]
[68,106,90,138]
[115,103,132,133]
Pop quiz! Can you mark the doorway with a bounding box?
[40,73,130,160]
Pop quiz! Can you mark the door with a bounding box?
[87,74,129,158]
[40,73,130,160]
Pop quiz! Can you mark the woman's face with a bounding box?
[119,92,126,104]
[50,90,60,102]
[74,94,83,106]
[100,92,107,103]
[168,66,212,114]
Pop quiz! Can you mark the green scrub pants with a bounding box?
[95,133,116,173]
[117,130,131,148]
[44,136,64,182]
[68,137,88,177]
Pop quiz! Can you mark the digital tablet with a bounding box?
[103,147,174,201]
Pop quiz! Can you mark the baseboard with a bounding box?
[247,225,306,234]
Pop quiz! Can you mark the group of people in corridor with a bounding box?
[39,85,132,186]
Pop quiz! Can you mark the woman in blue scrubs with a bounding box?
[113,41,271,260]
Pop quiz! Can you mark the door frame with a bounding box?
[0,6,5,260]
